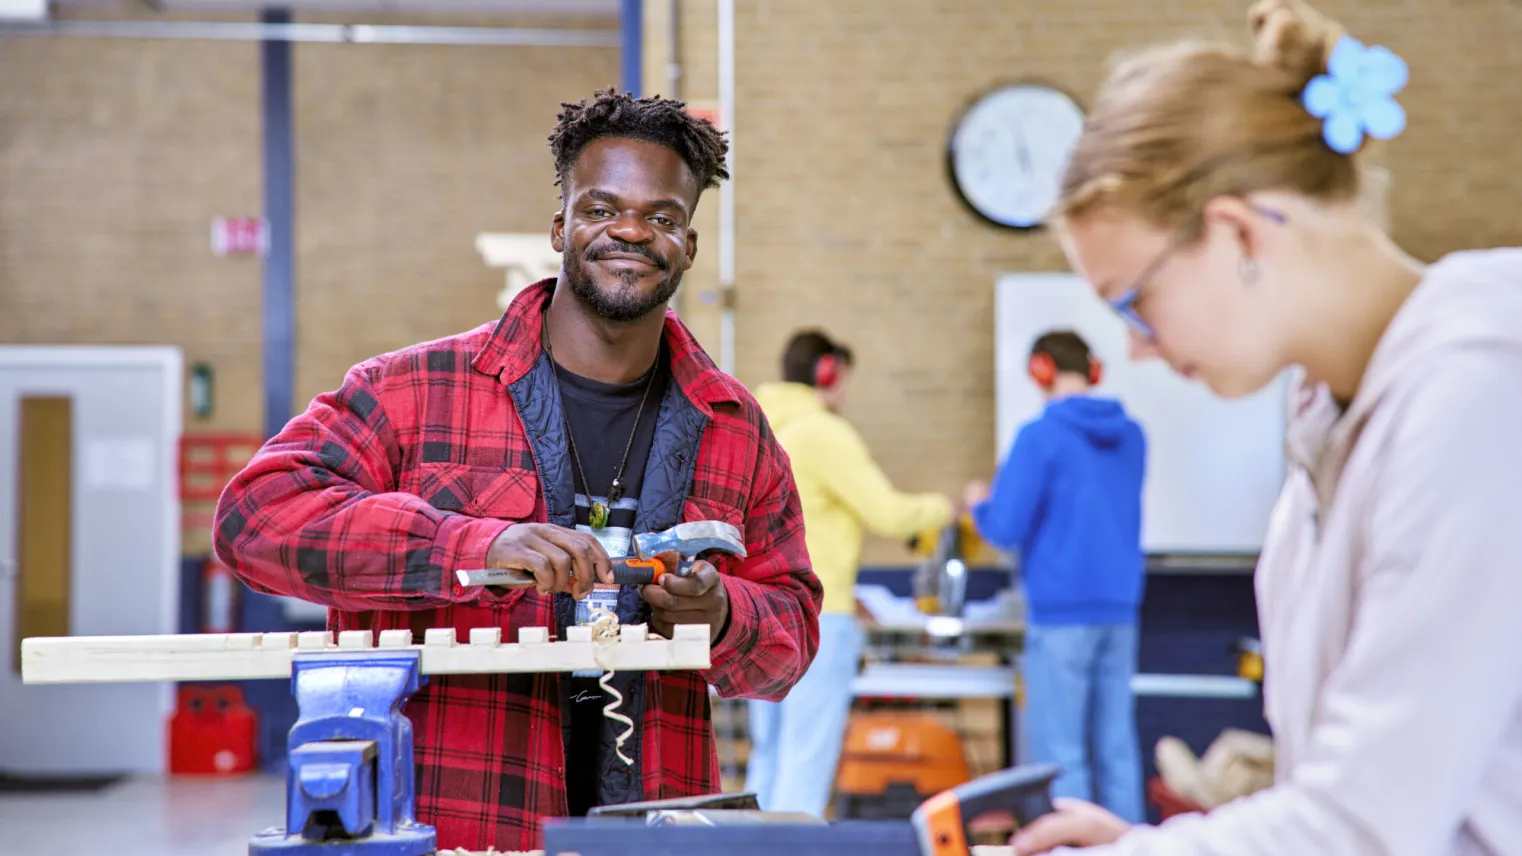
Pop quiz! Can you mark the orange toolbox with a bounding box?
[834,710,972,819]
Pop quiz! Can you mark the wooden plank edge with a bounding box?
[20,625,711,684]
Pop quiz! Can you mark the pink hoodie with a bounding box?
[1071,248,1522,855]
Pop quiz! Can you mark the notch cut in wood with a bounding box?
[20,624,711,685]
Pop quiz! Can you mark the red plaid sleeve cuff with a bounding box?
[432,514,513,600]
[705,574,759,679]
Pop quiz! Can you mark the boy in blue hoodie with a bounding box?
[965,330,1147,823]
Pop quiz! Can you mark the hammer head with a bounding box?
[633,521,748,561]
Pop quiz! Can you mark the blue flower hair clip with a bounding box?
[1300,34,1409,154]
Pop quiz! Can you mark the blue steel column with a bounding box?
[620,0,642,96]
[250,7,306,772]
[261,7,295,442]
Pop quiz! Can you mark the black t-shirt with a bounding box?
[552,347,669,817]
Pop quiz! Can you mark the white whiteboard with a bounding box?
[993,273,1290,555]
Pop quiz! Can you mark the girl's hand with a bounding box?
[1012,798,1132,854]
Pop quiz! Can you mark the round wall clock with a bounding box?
[947,82,1087,231]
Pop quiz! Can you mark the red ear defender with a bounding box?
[1028,353,1057,389]
[1030,353,1103,388]
[814,353,840,389]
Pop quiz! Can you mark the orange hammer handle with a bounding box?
[610,556,670,587]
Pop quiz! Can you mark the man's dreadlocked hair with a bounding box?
[548,88,730,197]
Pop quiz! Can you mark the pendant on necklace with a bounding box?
[589,501,609,530]
[608,478,625,505]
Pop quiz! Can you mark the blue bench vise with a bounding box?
[249,649,437,856]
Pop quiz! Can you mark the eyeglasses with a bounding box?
[1104,205,1288,342]
[1108,239,1179,342]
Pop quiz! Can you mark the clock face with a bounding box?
[949,84,1087,230]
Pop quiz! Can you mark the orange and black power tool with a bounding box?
[911,763,1060,855]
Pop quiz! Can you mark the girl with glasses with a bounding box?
[1013,0,1522,853]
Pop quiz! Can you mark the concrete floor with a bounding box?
[0,774,286,856]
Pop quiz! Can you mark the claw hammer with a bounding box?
[454,520,748,591]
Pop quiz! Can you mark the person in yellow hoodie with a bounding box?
[745,329,956,816]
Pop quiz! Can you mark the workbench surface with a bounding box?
[437,849,1016,856]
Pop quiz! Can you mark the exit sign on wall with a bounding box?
[211,217,267,257]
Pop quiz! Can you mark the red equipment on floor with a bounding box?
[169,684,259,775]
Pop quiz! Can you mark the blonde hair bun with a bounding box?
[1248,0,1343,84]
[1055,0,1361,228]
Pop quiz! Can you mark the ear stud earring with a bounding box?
[1239,256,1260,285]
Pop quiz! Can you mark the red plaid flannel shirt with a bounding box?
[213,280,822,851]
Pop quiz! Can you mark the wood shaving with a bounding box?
[436,614,637,856]
[587,605,635,766]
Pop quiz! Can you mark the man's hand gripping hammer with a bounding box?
[454,520,747,590]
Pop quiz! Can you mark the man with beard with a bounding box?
[212,89,822,852]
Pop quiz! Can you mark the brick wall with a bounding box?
[6,3,1519,567]
[652,0,1522,567]
[290,14,619,412]
[0,25,265,432]
[0,6,619,435]
[0,6,616,553]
